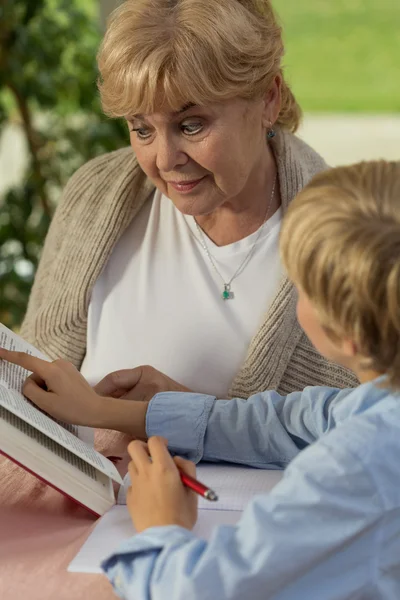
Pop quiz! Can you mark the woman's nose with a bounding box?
[155,135,187,172]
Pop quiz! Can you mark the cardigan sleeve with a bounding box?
[20,148,150,366]
[20,161,96,362]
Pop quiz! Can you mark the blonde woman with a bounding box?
[21,0,357,398]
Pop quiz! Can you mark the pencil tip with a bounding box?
[204,490,218,502]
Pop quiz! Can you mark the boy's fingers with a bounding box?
[127,440,151,470]
[27,372,47,389]
[174,456,196,477]
[23,377,55,411]
[128,459,138,478]
[128,440,150,457]
[126,486,134,511]
[0,349,51,380]
[147,436,174,469]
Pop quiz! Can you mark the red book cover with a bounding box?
[0,448,101,517]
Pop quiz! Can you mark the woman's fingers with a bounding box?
[121,383,155,402]
[94,367,143,396]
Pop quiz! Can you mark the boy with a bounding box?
[1,161,400,598]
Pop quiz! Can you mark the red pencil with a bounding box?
[179,469,219,502]
[109,455,219,501]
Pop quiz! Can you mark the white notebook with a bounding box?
[68,463,283,573]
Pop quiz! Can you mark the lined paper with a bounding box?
[196,463,283,511]
[118,463,283,511]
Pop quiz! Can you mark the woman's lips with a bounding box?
[167,177,205,193]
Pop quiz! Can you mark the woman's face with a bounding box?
[127,94,276,216]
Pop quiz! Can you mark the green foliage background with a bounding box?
[0,0,127,329]
[0,0,399,329]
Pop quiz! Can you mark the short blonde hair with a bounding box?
[280,161,400,389]
[97,0,301,132]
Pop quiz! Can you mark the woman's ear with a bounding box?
[341,338,358,358]
[262,74,282,128]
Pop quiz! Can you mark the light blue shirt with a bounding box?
[102,380,400,599]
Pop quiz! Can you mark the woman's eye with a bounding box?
[182,122,203,136]
[131,126,152,140]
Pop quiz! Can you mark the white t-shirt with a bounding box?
[80,190,283,397]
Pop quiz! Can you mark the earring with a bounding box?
[267,121,276,139]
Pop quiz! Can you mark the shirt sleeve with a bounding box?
[102,431,383,600]
[146,386,352,467]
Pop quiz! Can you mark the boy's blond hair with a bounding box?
[280,161,400,389]
[97,0,301,132]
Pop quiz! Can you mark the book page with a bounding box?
[117,463,283,511]
[0,385,122,484]
[0,405,115,515]
[0,404,98,479]
[0,323,49,390]
[0,323,94,444]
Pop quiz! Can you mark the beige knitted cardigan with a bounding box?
[21,128,358,396]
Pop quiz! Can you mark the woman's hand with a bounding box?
[0,349,106,426]
[94,365,191,402]
[127,436,198,533]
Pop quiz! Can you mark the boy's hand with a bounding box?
[0,349,105,426]
[127,436,198,533]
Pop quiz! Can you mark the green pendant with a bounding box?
[222,285,234,300]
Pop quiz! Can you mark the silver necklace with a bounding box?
[194,175,277,300]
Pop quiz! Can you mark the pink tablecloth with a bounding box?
[0,430,132,600]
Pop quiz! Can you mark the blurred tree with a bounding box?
[0,0,127,329]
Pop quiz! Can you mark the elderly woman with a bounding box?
[20,0,356,403]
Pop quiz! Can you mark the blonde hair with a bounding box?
[280,161,400,389]
[97,0,301,132]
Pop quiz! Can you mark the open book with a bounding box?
[0,323,122,517]
[68,463,283,573]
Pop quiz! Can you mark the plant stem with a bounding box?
[6,81,52,219]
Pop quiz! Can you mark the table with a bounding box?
[0,429,132,600]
